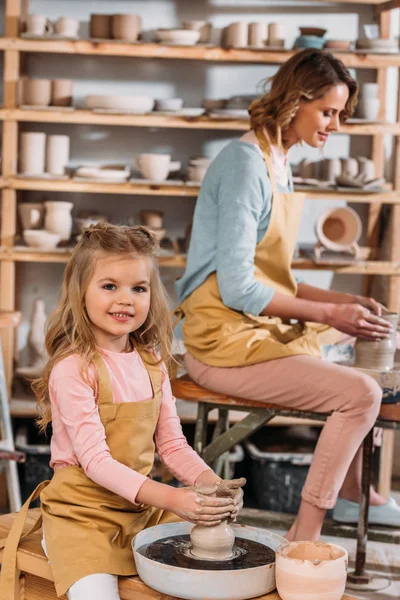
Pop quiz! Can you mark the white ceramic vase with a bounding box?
[46,135,70,175]
[20,132,46,175]
[44,201,73,241]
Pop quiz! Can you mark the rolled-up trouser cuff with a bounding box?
[301,487,337,510]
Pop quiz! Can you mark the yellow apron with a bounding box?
[0,352,178,599]
[178,129,335,367]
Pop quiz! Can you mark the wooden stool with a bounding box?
[0,510,357,600]
[0,311,23,512]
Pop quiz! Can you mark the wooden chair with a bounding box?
[171,368,400,588]
[0,509,358,600]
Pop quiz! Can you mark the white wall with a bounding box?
[1,0,399,360]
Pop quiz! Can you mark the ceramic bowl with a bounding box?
[299,27,327,37]
[316,206,362,252]
[154,98,184,112]
[294,35,326,49]
[155,29,201,45]
[324,40,352,50]
[23,229,61,250]
[85,95,154,112]
[75,166,130,181]
[202,98,227,110]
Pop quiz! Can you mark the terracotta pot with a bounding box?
[51,79,73,106]
[55,17,80,37]
[276,541,348,600]
[26,15,53,36]
[90,14,112,39]
[315,206,362,255]
[190,521,235,560]
[22,79,52,106]
[355,312,399,371]
[135,154,171,181]
[44,201,73,241]
[46,135,70,176]
[112,14,141,41]
[20,132,46,174]
[249,22,268,47]
[139,210,164,229]
[18,202,44,230]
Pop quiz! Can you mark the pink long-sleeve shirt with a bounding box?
[48,348,209,505]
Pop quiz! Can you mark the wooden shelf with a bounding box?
[1,247,399,274]
[5,176,400,203]
[1,109,399,135]
[0,38,399,68]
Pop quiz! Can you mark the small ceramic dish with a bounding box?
[23,229,61,250]
[299,27,327,37]
[155,29,201,45]
[74,166,130,181]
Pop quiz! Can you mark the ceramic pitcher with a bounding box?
[44,201,73,241]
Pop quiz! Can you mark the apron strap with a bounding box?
[254,128,278,195]
[92,354,114,407]
[0,480,49,600]
[137,350,163,407]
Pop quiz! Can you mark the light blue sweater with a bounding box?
[175,140,294,329]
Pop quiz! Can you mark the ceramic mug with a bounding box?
[315,206,362,257]
[340,157,359,178]
[18,202,44,230]
[20,132,46,175]
[320,158,342,182]
[135,154,171,181]
[227,22,248,47]
[187,164,209,182]
[299,159,317,179]
[22,79,52,106]
[46,135,70,176]
[248,22,268,47]
[51,79,73,107]
[182,20,212,43]
[26,15,53,36]
[112,14,141,41]
[357,98,380,121]
[139,210,164,229]
[357,157,375,181]
[55,17,80,37]
[268,22,285,46]
[90,14,112,39]
[359,83,379,99]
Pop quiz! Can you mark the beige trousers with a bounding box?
[184,352,382,510]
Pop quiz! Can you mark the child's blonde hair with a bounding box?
[33,222,172,431]
[249,48,358,150]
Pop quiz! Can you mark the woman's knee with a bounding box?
[350,373,382,420]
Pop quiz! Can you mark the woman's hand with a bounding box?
[168,487,234,526]
[351,295,388,317]
[326,303,393,340]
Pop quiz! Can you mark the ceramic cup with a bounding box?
[51,79,73,106]
[135,154,171,181]
[45,201,74,241]
[355,312,399,371]
[55,17,80,37]
[46,135,70,176]
[26,15,53,36]
[112,14,141,41]
[20,132,46,175]
[340,156,359,178]
[18,202,44,230]
[357,98,380,121]
[268,22,285,46]
[188,164,209,182]
[299,159,317,179]
[182,20,212,43]
[359,83,379,99]
[22,79,52,106]
[357,156,375,181]
[227,22,248,47]
[320,157,342,182]
[90,14,112,39]
[139,210,164,229]
[248,22,268,47]
[315,206,362,256]
[276,541,348,600]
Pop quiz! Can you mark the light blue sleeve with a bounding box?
[288,164,303,286]
[215,149,275,315]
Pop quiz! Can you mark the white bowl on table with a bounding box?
[23,229,61,250]
[155,29,201,45]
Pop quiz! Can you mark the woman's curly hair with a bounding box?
[249,48,358,149]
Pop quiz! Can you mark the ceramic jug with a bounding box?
[44,201,73,241]
[18,202,44,230]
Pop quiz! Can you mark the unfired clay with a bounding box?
[355,312,399,371]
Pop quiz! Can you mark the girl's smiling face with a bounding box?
[286,84,350,148]
[84,253,151,352]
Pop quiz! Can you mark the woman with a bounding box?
[176,49,400,541]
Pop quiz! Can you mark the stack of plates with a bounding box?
[355,38,399,53]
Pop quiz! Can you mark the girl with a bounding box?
[175,48,400,542]
[0,223,243,600]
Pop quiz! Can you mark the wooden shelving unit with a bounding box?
[0,0,399,495]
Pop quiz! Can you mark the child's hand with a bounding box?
[169,487,234,526]
[194,477,246,522]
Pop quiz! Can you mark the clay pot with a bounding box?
[340,157,359,178]
[26,15,53,36]
[190,521,235,560]
[227,22,248,47]
[187,165,208,183]
[112,14,141,41]
[18,202,44,230]
[355,312,399,371]
[135,154,171,181]
[140,210,163,229]
[276,541,348,600]
[44,201,73,241]
[357,157,375,181]
[51,79,73,106]
[315,207,362,256]
[320,158,342,182]
[182,20,212,43]
[22,79,52,106]
[20,132,46,175]
[90,14,112,39]
[55,17,80,37]
[268,22,285,46]
[357,98,380,121]
[360,83,379,100]
[46,135,70,176]
[299,159,317,180]
[249,22,268,47]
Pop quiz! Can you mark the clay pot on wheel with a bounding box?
[276,541,348,600]
[355,312,399,371]
[190,521,235,561]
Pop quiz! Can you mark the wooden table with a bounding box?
[0,510,358,600]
